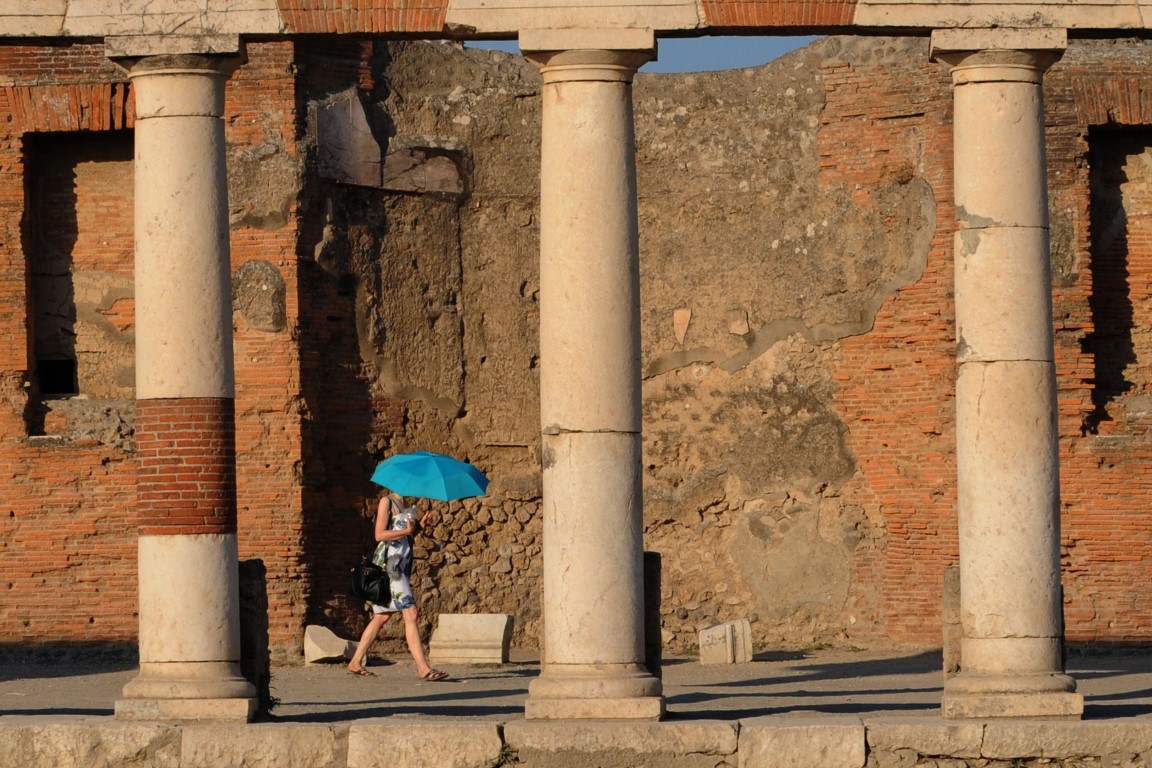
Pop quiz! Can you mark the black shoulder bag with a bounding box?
[351,556,389,603]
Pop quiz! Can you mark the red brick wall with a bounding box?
[0,41,318,657]
[0,44,141,649]
[819,44,961,643]
[289,40,417,643]
[225,41,311,660]
[4,37,1152,657]
[821,41,1152,646]
[1048,47,1152,643]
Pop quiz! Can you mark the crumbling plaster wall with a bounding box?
[330,36,938,652]
[301,42,548,648]
[635,37,937,649]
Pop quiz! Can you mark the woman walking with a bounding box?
[347,488,449,681]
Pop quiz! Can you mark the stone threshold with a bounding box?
[4,715,1152,767]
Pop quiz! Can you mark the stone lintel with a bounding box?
[114,697,255,722]
[942,691,1084,720]
[930,27,1067,57]
[105,34,242,59]
[520,27,655,53]
[447,0,697,37]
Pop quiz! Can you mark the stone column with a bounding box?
[522,30,664,720]
[933,29,1082,719]
[115,54,256,721]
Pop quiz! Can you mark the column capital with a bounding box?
[521,28,654,82]
[122,54,241,120]
[935,48,1062,85]
[525,48,652,83]
[931,28,1065,84]
[119,52,241,79]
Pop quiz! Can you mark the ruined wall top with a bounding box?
[7,0,1151,49]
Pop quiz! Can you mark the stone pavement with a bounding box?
[2,646,1152,766]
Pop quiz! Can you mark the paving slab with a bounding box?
[3,648,1152,766]
[1,646,1151,724]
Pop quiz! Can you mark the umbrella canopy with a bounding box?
[370,451,490,501]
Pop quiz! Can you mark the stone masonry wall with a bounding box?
[357,36,1152,653]
[0,41,312,657]
[3,36,1152,659]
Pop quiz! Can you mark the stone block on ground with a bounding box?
[429,613,513,665]
[0,723,181,768]
[348,720,503,768]
[740,716,866,768]
[698,619,752,664]
[980,719,1152,759]
[303,624,356,664]
[865,716,983,759]
[505,720,737,768]
[182,724,345,768]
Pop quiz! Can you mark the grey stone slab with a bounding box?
[941,690,1084,720]
[304,624,356,664]
[429,613,513,665]
[0,721,180,768]
[348,720,503,768]
[505,719,738,756]
[739,716,866,768]
[699,619,753,665]
[981,720,1152,760]
[114,696,256,722]
[865,716,983,759]
[182,723,347,768]
[316,94,382,188]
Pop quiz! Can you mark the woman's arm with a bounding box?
[373,496,416,542]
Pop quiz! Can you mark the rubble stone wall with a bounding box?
[3,36,1152,659]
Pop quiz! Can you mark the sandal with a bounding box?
[348,667,376,677]
[420,668,449,681]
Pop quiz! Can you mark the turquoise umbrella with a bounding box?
[370,451,490,501]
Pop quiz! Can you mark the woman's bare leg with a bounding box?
[348,612,390,673]
[400,605,433,677]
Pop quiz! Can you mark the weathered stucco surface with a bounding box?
[8,35,1152,658]
[316,37,935,652]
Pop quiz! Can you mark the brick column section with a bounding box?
[522,31,664,721]
[136,398,236,536]
[116,53,255,721]
[933,31,1083,720]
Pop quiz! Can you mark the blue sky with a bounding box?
[467,36,818,73]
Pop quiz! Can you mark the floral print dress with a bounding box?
[370,499,417,613]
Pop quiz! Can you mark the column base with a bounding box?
[942,690,1084,719]
[118,661,256,721]
[525,696,665,720]
[943,672,1083,719]
[526,662,664,720]
[115,697,256,722]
